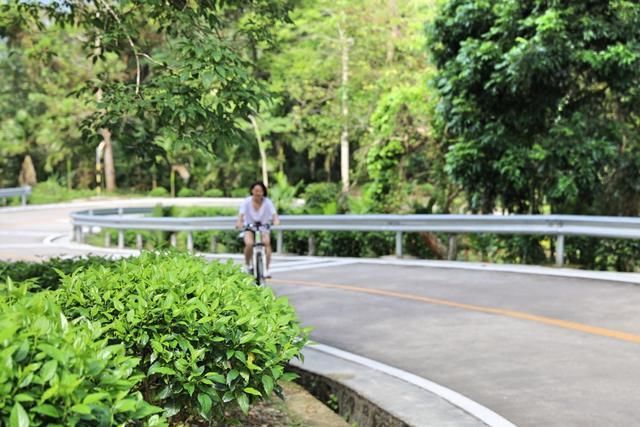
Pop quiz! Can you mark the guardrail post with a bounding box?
[555,234,565,267]
[308,234,316,256]
[74,226,81,242]
[187,232,194,253]
[210,235,217,253]
[448,235,458,261]
[117,208,125,249]
[276,230,283,254]
[170,233,177,247]
[136,233,143,250]
[104,232,111,248]
[395,231,403,258]
[20,191,27,206]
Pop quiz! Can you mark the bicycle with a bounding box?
[243,222,270,286]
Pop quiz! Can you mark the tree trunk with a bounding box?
[151,165,157,190]
[249,115,269,187]
[386,0,399,63]
[419,232,448,260]
[99,128,117,192]
[338,18,351,193]
[66,157,72,190]
[95,49,116,193]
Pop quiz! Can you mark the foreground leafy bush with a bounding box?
[56,252,309,424]
[0,257,119,291]
[0,281,165,426]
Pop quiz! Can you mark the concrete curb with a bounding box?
[292,344,517,427]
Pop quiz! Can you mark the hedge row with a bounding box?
[1,252,309,425]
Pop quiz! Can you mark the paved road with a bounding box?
[2,200,640,426]
[269,263,640,427]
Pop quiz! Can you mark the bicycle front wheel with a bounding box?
[254,252,265,286]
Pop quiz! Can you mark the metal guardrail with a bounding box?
[0,186,31,206]
[70,207,640,267]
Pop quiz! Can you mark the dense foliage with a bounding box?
[0,281,165,426]
[55,252,309,423]
[0,256,119,290]
[429,0,640,215]
[1,253,309,425]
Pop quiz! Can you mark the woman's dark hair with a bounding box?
[249,181,268,197]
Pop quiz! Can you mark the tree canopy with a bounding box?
[429,0,640,215]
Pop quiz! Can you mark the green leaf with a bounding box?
[83,392,110,404]
[14,393,35,402]
[132,402,163,419]
[10,402,29,427]
[148,363,176,376]
[184,383,195,396]
[243,387,262,396]
[226,369,239,385]
[280,372,299,382]
[262,375,274,396]
[113,399,137,413]
[39,360,58,384]
[14,341,30,362]
[205,372,226,384]
[197,393,212,416]
[40,385,59,402]
[236,393,249,414]
[70,404,92,415]
[239,332,255,344]
[32,404,61,418]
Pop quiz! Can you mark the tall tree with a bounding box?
[10,0,295,169]
[0,8,120,188]
[429,0,640,215]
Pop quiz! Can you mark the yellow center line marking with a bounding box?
[270,278,640,345]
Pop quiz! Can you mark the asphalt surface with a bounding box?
[3,199,640,426]
[269,263,640,427]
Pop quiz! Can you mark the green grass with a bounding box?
[1,179,150,206]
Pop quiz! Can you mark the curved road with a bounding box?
[2,200,640,426]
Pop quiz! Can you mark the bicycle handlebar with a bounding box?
[244,222,271,231]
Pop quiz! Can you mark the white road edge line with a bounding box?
[311,343,518,427]
[43,233,69,245]
[270,260,356,273]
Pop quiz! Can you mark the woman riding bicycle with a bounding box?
[235,181,280,276]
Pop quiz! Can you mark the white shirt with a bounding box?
[239,197,277,226]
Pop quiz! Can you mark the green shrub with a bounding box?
[29,178,96,205]
[174,207,242,253]
[56,252,309,424]
[177,188,198,197]
[203,188,224,197]
[0,257,119,291]
[230,188,247,198]
[302,182,340,214]
[148,187,169,197]
[0,281,165,427]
